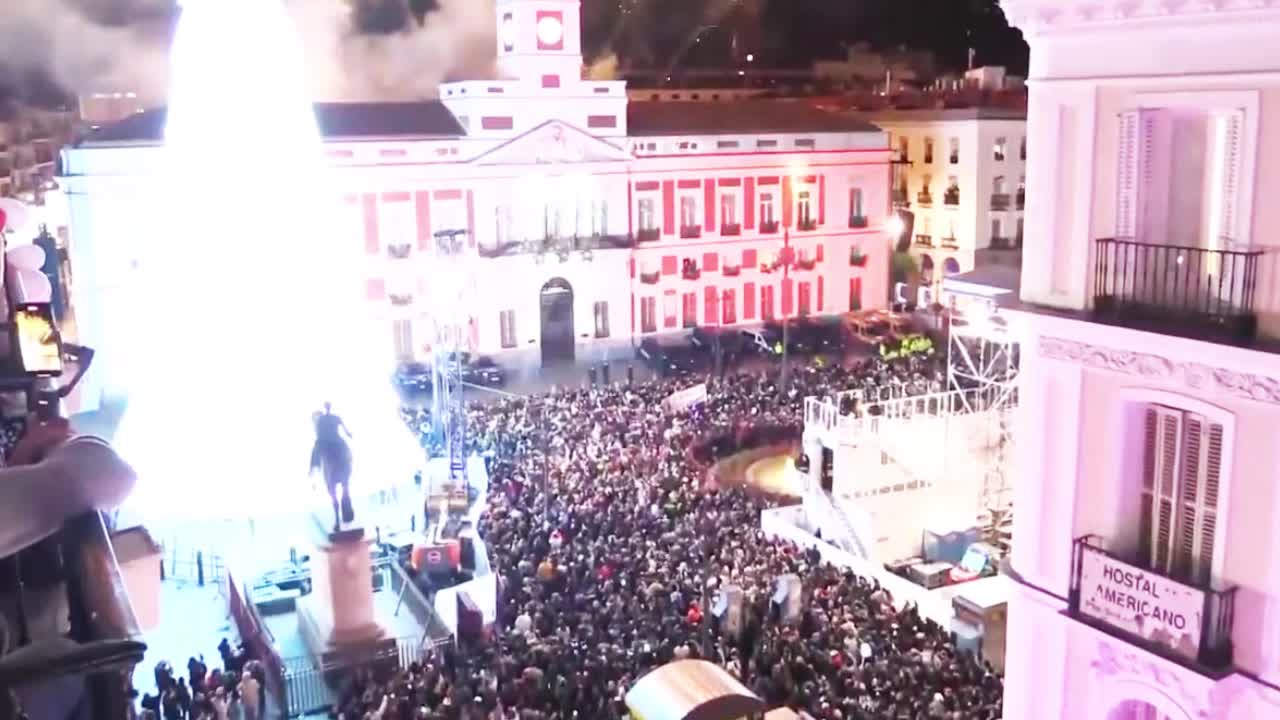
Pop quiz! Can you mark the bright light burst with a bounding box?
[114,0,422,519]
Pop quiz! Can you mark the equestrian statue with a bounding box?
[310,402,354,531]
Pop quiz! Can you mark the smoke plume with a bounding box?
[0,0,497,109]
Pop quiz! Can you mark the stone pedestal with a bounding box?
[297,520,391,666]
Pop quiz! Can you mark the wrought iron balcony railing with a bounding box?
[759,220,780,234]
[1016,190,1025,209]
[680,225,703,239]
[990,193,1011,210]
[916,192,933,206]
[849,215,869,229]
[477,233,637,259]
[989,236,1013,250]
[1069,535,1236,674]
[940,236,959,249]
[721,223,742,237]
[1093,237,1263,341]
[636,227,661,243]
[892,189,909,206]
[944,189,960,206]
[639,271,661,285]
[914,234,933,248]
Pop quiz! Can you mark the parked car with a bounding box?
[763,321,821,355]
[690,327,746,365]
[791,317,847,355]
[637,337,710,377]
[393,362,433,392]
[443,352,507,388]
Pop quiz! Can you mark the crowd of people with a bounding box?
[331,354,1002,720]
[134,639,265,720]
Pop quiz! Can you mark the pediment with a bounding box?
[471,120,631,166]
[1004,0,1280,33]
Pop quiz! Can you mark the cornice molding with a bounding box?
[1004,0,1280,33]
[1038,337,1280,405]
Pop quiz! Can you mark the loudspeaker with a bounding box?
[459,536,476,572]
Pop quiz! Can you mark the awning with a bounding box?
[626,660,765,720]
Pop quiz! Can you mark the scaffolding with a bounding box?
[430,228,474,504]
[944,299,1020,551]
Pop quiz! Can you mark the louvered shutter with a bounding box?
[1116,111,1143,240]
[1175,414,1223,585]
[1214,110,1245,246]
[1141,406,1183,575]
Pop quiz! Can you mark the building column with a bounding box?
[1003,587,1069,720]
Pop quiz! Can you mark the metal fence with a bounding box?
[280,637,437,718]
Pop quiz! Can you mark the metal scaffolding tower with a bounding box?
[945,298,1020,551]
[430,228,474,498]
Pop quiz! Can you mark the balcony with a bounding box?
[478,233,636,260]
[1093,238,1263,342]
[794,256,817,271]
[639,270,661,285]
[990,193,1011,210]
[680,225,703,239]
[944,189,960,206]
[914,234,934,248]
[681,264,701,281]
[940,237,959,249]
[916,192,933,207]
[1069,535,1236,675]
[637,227,661,243]
[849,215,868,229]
[760,220,780,234]
[722,264,741,277]
[989,236,1013,250]
[1016,189,1025,210]
[797,218,818,232]
[721,223,742,237]
[849,248,868,267]
[387,243,412,260]
[892,189,908,206]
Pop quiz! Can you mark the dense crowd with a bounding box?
[334,354,1002,720]
[134,639,265,720]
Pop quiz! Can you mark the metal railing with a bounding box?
[1069,535,1236,673]
[916,192,933,206]
[990,193,1011,210]
[1093,237,1263,340]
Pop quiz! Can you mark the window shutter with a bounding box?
[1176,414,1223,585]
[1118,110,1141,238]
[1213,109,1245,245]
[1141,406,1182,575]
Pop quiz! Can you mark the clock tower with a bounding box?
[494,0,584,84]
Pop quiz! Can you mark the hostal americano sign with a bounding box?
[1077,545,1205,660]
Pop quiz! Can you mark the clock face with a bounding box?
[536,14,564,49]
[500,15,516,51]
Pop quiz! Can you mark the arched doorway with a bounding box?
[540,278,575,366]
[919,254,935,285]
[943,257,962,275]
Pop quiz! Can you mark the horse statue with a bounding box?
[310,403,354,531]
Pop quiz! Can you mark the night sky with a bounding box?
[0,0,1028,110]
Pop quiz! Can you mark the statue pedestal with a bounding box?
[297,519,393,666]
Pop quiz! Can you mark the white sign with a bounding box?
[664,383,707,412]
[1078,545,1204,659]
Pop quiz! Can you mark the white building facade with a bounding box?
[59,0,895,411]
[996,1,1280,718]
[867,108,1027,293]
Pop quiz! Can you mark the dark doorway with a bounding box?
[540,278,575,366]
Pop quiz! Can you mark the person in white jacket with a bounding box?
[238,671,261,720]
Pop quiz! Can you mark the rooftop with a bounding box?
[78,101,466,146]
[855,106,1027,124]
[626,100,883,136]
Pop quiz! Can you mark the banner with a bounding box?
[1077,545,1204,659]
[664,383,708,412]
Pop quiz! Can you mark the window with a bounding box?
[761,285,775,321]
[593,301,610,338]
[757,139,778,149]
[795,138,815,148]
[796,191,813,227]
[722,289,737,324]
[924,138,934,164]
[759,193,777,228]
[1020,136,1027,161]
[949,138,959,164]
[993,176,1007,194]
[663,294,677,328]
[797,281,812,316]
[720,194,738,227]
[1016,217,1024,247]
[682,292,698,328]
[991,217,1003,242]
[499,310,517,348]
[898,136,909,162]
[849,188,865,225]
[1139,405,1223,586]
[640,297,657,333]
[587,115,617,129]
[946,177,960,204]
[742,248,757,268]
[743,282,757,320]
[849,277,863,311]
[680,196,699,229]
[638,197,657,231]
[994,136,1007,162]
[717,140,740,149]
[392,319,414,360]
